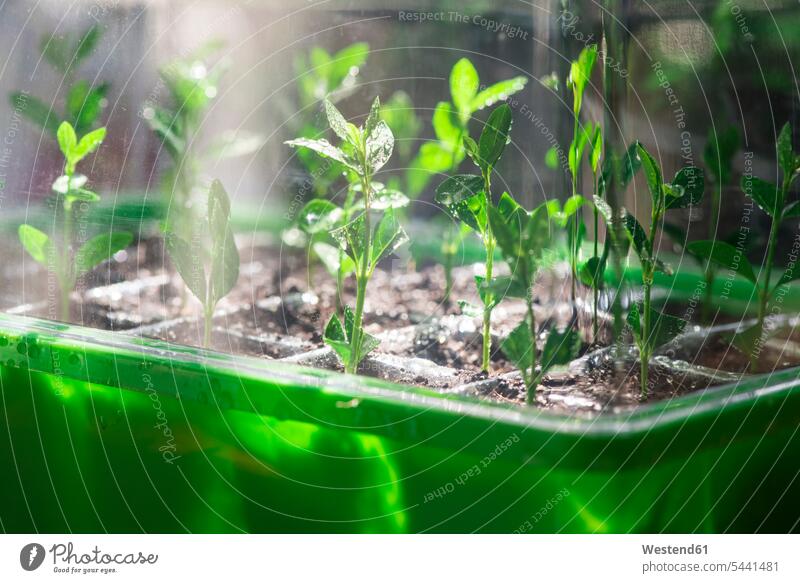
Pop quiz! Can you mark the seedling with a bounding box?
[565,45,598,305]
[286,98,408,374]
[10,24,108,136]
[435,103,513,372]
[18,122,132,321]
[292,43,370,196]
[488,195,580,402]
[597,142,704,395]
[165,180,240,348]
[146,41,263,235]
[688,122,800,368]
[411,59,527,300]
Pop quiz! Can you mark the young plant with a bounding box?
[146,41,263,235]
[488,195,580,402]
[410,59,527,300]
[435,104,514,372]
[286,98,408,374]
[566,45,599,303]
[10,24,108,136]
[688,122,800,368]
[165,180,240,348]
[596,143,704,395]
[18,122,132,321]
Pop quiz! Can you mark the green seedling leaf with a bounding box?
[463,135,480,167]
[777,122,795,177]
[74,232,133,279]
[488,205,521,263]
[18,224,54,266]
[501,321,533,370]
[432,101,460,146]
[686,240,757,284]
[67,80,108,133]
[364,96,382,138]
[666,166,704,209]
[540,72,559,91]
[165,233,207,302]
[568,125,588,178]
[450,58,479,119]
[568,45,597,113]
[635,142,664,211]
[477,104,513,170]
[10,92,59,134]
[775,264,800,290]
[650,308,687,349]
[209,225,239,305]
[208,179,232,238]
[297,199,343,234]
[207,181,239,305]
[324,313,354,366]
[331,213,367,263]
[312,241,355,277]
[328,42,369,90]
[562,194,585,217]
[704,126,739,185]
[57,122,78,160]
[72,126,106,164]
[343,306,380,361]
[371,209,409,267]
[285,137,357,171]
[590,124,602,173]
[544,146,560,170]
[471,77,528,112]
[579,256,605,289]
[497,191,522,220]
[435,174,486,232]
[623,213,651,260]
[525,204,552,260]
[41,35,73,72]
[622,142,642,187]
[541,327,581,372]
[147,107,184,159]
[75,24,102,64]
[742,176,779,217]
[783,200,800,218]
[325,312,347,342]
[365,120,394,173]
[324,98,351,143]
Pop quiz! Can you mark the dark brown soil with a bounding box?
[6,235,798,415]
